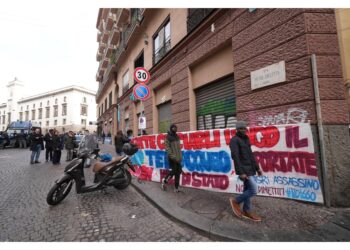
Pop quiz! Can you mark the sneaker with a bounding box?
[174,188,180,193]
[229,198,242,218]
[242,211,262,222]
[161,179,167,191]
[34,161,41,164]
[30,161,35,164]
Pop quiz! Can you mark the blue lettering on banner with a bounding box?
[286,188,317,202]
[144,149,231,173]
[183,150,231,173]
[253,176,270,185]
[273,176,320,190]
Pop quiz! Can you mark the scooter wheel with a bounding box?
[113,170,132,190]
[47,179,73,205]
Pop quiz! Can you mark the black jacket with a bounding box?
[52,135,64,151]
[44,133,54,149]
[229,132,260,176]
[165,131,182,163]
[65,135,76,150]
[29,133,44,151]
[114,135,129,153]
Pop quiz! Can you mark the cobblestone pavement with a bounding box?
[0,148,211,242]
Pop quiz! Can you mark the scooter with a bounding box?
[46,135,138,206]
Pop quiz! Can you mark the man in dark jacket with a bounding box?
[29,128,44,164]
[52,130,64,165]
[229,121,263,222]
[114,130,129,156]
[44,129,54,162]
[161,124,183,193]
[65,131,76,161]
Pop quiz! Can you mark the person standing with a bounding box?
[229,121,263,222]
[18,129,27,148]
[101,131,105,144]
[65,131,76,161]
[161,124,183,193]
[126,129,133,141]
[52,130,64,165]
[44,129,54,162]
[114,130,129,156]
[29,128,44,164]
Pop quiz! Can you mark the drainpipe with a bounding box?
[311,54,331,207]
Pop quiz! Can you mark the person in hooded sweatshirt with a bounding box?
[161,124,183,193]
[229,121,263,222]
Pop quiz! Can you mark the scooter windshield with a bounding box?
[78,134,98,154]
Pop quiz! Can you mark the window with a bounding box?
[55,98,58,105]
[99,106,101,117]
[109,91,112,107]
[38,108,42,119]
[47,100,50,106]
[153,19,171,64]
[39,122,41,126]
[158,101,172,133]
[104,98,107,111]
[83,97,87,103]
[62,104,67,116]
[81,119,86,126]
[21,106,23,111]
[63,119,66,125]
[46,107,50,118]
[26,105,29,110]
[63,96,67,102]
[31,110,35,120]
[19,112,23,121]
[2,115,5,124]
[40,102,42,107]
[123,70,129,94]
[33,104,35,108]
[81,105,88,116]
[54,106,58,117]
[102,103,104,114]
[25,111,29,121]
[46,121,49,127]
[54,120,57,126]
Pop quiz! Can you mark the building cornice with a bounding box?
[18,86,96,103]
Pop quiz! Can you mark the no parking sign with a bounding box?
[133,84,151,101]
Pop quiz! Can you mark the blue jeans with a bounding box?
[235,176,258,212]
[30,145,41,163]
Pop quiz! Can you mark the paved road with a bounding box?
[0,148,211,242]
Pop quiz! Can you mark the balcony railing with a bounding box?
[153,38,171,65]
[187,8,215,33]
[122,8,143,46]
[106,12,115,31]
[109,26,120,46]
[96,51,102,62]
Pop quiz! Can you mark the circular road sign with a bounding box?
[134,67,151,84]
[133,84,151,101]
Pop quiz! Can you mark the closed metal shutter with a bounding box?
[158,101,172,133]
[195,75,236,130]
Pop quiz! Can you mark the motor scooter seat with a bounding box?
[92,156,124,173]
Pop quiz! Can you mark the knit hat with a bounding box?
[236,121,248,129]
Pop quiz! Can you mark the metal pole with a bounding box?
[311,54,331,207]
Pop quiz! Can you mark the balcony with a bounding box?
[104,44,115,59]
[106,12,116,31]
[96,72,102,82]
[116,8,130,28]
[101,57,109,69]
[122,9,143,47]
[101,30,109,44]
[98,42,106,54]
[97,31,102,42]
[187,9,215,33]
[109,26,120,46]
[96,51,102,62]
[101,63,117,89]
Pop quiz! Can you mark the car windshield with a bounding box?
[78,134,97,153]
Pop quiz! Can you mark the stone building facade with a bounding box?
[95,8,350,206]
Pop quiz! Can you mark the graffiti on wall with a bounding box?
[256,108,309,126]
[131,123,324,203]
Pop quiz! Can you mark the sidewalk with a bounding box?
[100,144,350,241]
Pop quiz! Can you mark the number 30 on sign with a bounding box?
[134,67,151,84]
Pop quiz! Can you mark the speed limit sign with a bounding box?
[134,67,150,84]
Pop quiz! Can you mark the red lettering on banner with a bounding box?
[156,134,166,150]
[248,126,280,148]
[181,172,229,190]
[224,129,236,145]
[254,151,318,177]
[286,126,308,148]
[179,130,223,150]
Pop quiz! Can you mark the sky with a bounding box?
[0,0,348,104]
